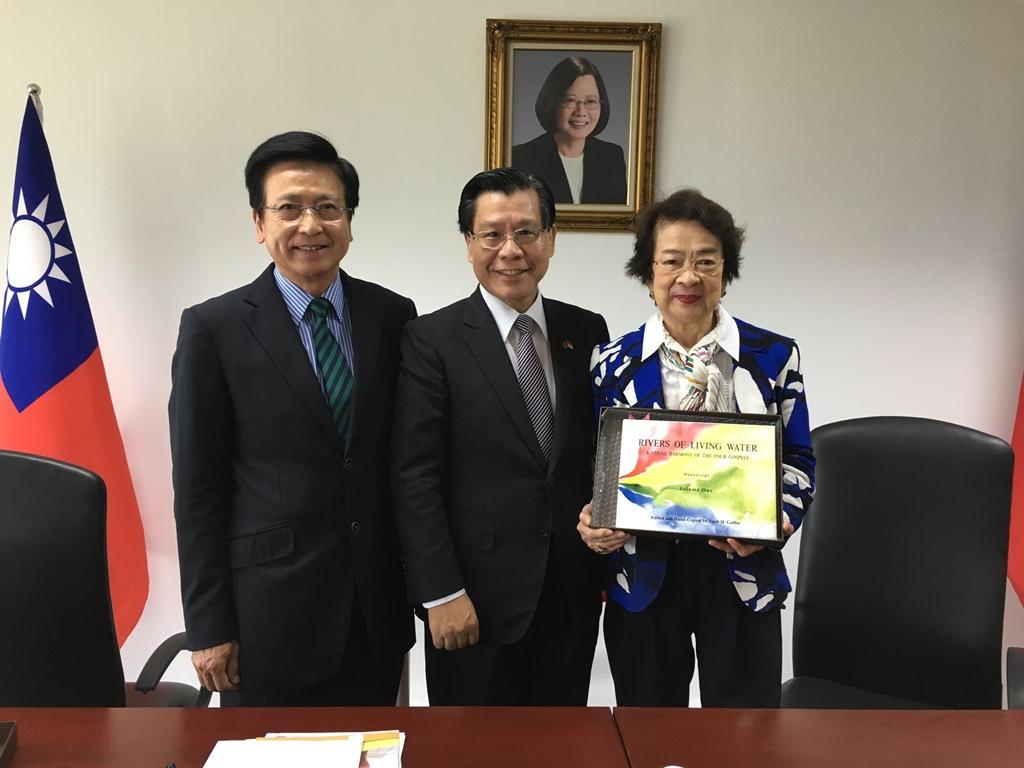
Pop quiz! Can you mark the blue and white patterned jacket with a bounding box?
[591,309,815,613]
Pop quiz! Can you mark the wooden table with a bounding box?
[6,705,1023,767]
[613,707,1024,768]
[0,706,629,768]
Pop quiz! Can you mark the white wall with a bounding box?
[2,0,1023,705]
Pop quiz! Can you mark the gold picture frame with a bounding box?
[485,19,661,232]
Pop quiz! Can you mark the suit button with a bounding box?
[539,528,550,538]
[350,521,361,534]
[345,458,354,469]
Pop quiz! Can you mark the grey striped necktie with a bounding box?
[512,314,553,461]
[307,297,354,438]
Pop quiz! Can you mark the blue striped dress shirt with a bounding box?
[272,267,356,392]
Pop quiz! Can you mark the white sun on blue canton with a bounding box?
[2,189,73,334]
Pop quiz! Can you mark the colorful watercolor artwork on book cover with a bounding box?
[616,417,777,539]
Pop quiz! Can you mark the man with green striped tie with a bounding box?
[170,131,416,706]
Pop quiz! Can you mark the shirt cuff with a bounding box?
[422,589,467,609]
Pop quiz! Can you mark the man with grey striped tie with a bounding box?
[392,168,609,705]
[170,132,415,706]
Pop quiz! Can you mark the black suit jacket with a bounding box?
[391,289,609,645]
[169,264,416,691]
[511,133,627,204]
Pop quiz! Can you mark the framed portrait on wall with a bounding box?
[485,19,661,232]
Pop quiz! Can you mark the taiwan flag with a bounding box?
[1011,375,1024,606]
[0,93,148,644]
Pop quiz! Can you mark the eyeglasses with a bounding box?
[262,203,353,222]
[653,255,723,277]
[558,97,601,111]
[469,228,548,250]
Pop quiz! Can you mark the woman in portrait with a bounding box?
[511,56,627,205]
[578,189,815,707]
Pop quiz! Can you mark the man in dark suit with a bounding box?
[169,132,415,706]
[391,168,609,705]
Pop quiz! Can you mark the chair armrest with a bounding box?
[195,686,213,707]
[1009,646,1024,709]
[1009,647,1024,709]
[134,632,190,693]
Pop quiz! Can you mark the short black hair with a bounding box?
[535,57,611,136]
[626,189,745,285]
[244,131,359,216]
[457,167,556,234]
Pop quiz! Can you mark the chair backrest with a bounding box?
[792,416,1012,708]
[0,450,126,706]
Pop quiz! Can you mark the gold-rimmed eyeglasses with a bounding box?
[469,228,548,250]
[262,203,353,223]
[653,255,723,277]
[558,97,601,111]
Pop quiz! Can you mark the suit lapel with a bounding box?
[243,265,342,449]
[539,134,573,202]
[544,300,575,474]
[342,271,379,446]
[463,290,548,468]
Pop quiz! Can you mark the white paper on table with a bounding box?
[266,730,404,768]
[202,735,363,767]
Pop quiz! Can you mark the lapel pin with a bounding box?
[562,340,574,350]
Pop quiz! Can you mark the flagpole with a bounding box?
[26,83,42,126]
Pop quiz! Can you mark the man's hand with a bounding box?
[709,521,795,557]
[578,502,629,555]
[427,593,480,651]
[191,639,240,692]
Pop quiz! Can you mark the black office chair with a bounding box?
[0,450,209,707]
[781,417,1014,709]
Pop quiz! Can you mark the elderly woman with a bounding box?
[511,56,626,205]
[578,189,815,707]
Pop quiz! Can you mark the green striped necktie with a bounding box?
[307,297,354,439]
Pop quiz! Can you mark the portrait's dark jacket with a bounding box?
[169,263,416,691]
[391,288,609,645]
[511,133,627,205]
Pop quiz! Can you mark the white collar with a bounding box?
[640,304,739,361]
[479,285,549,343]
